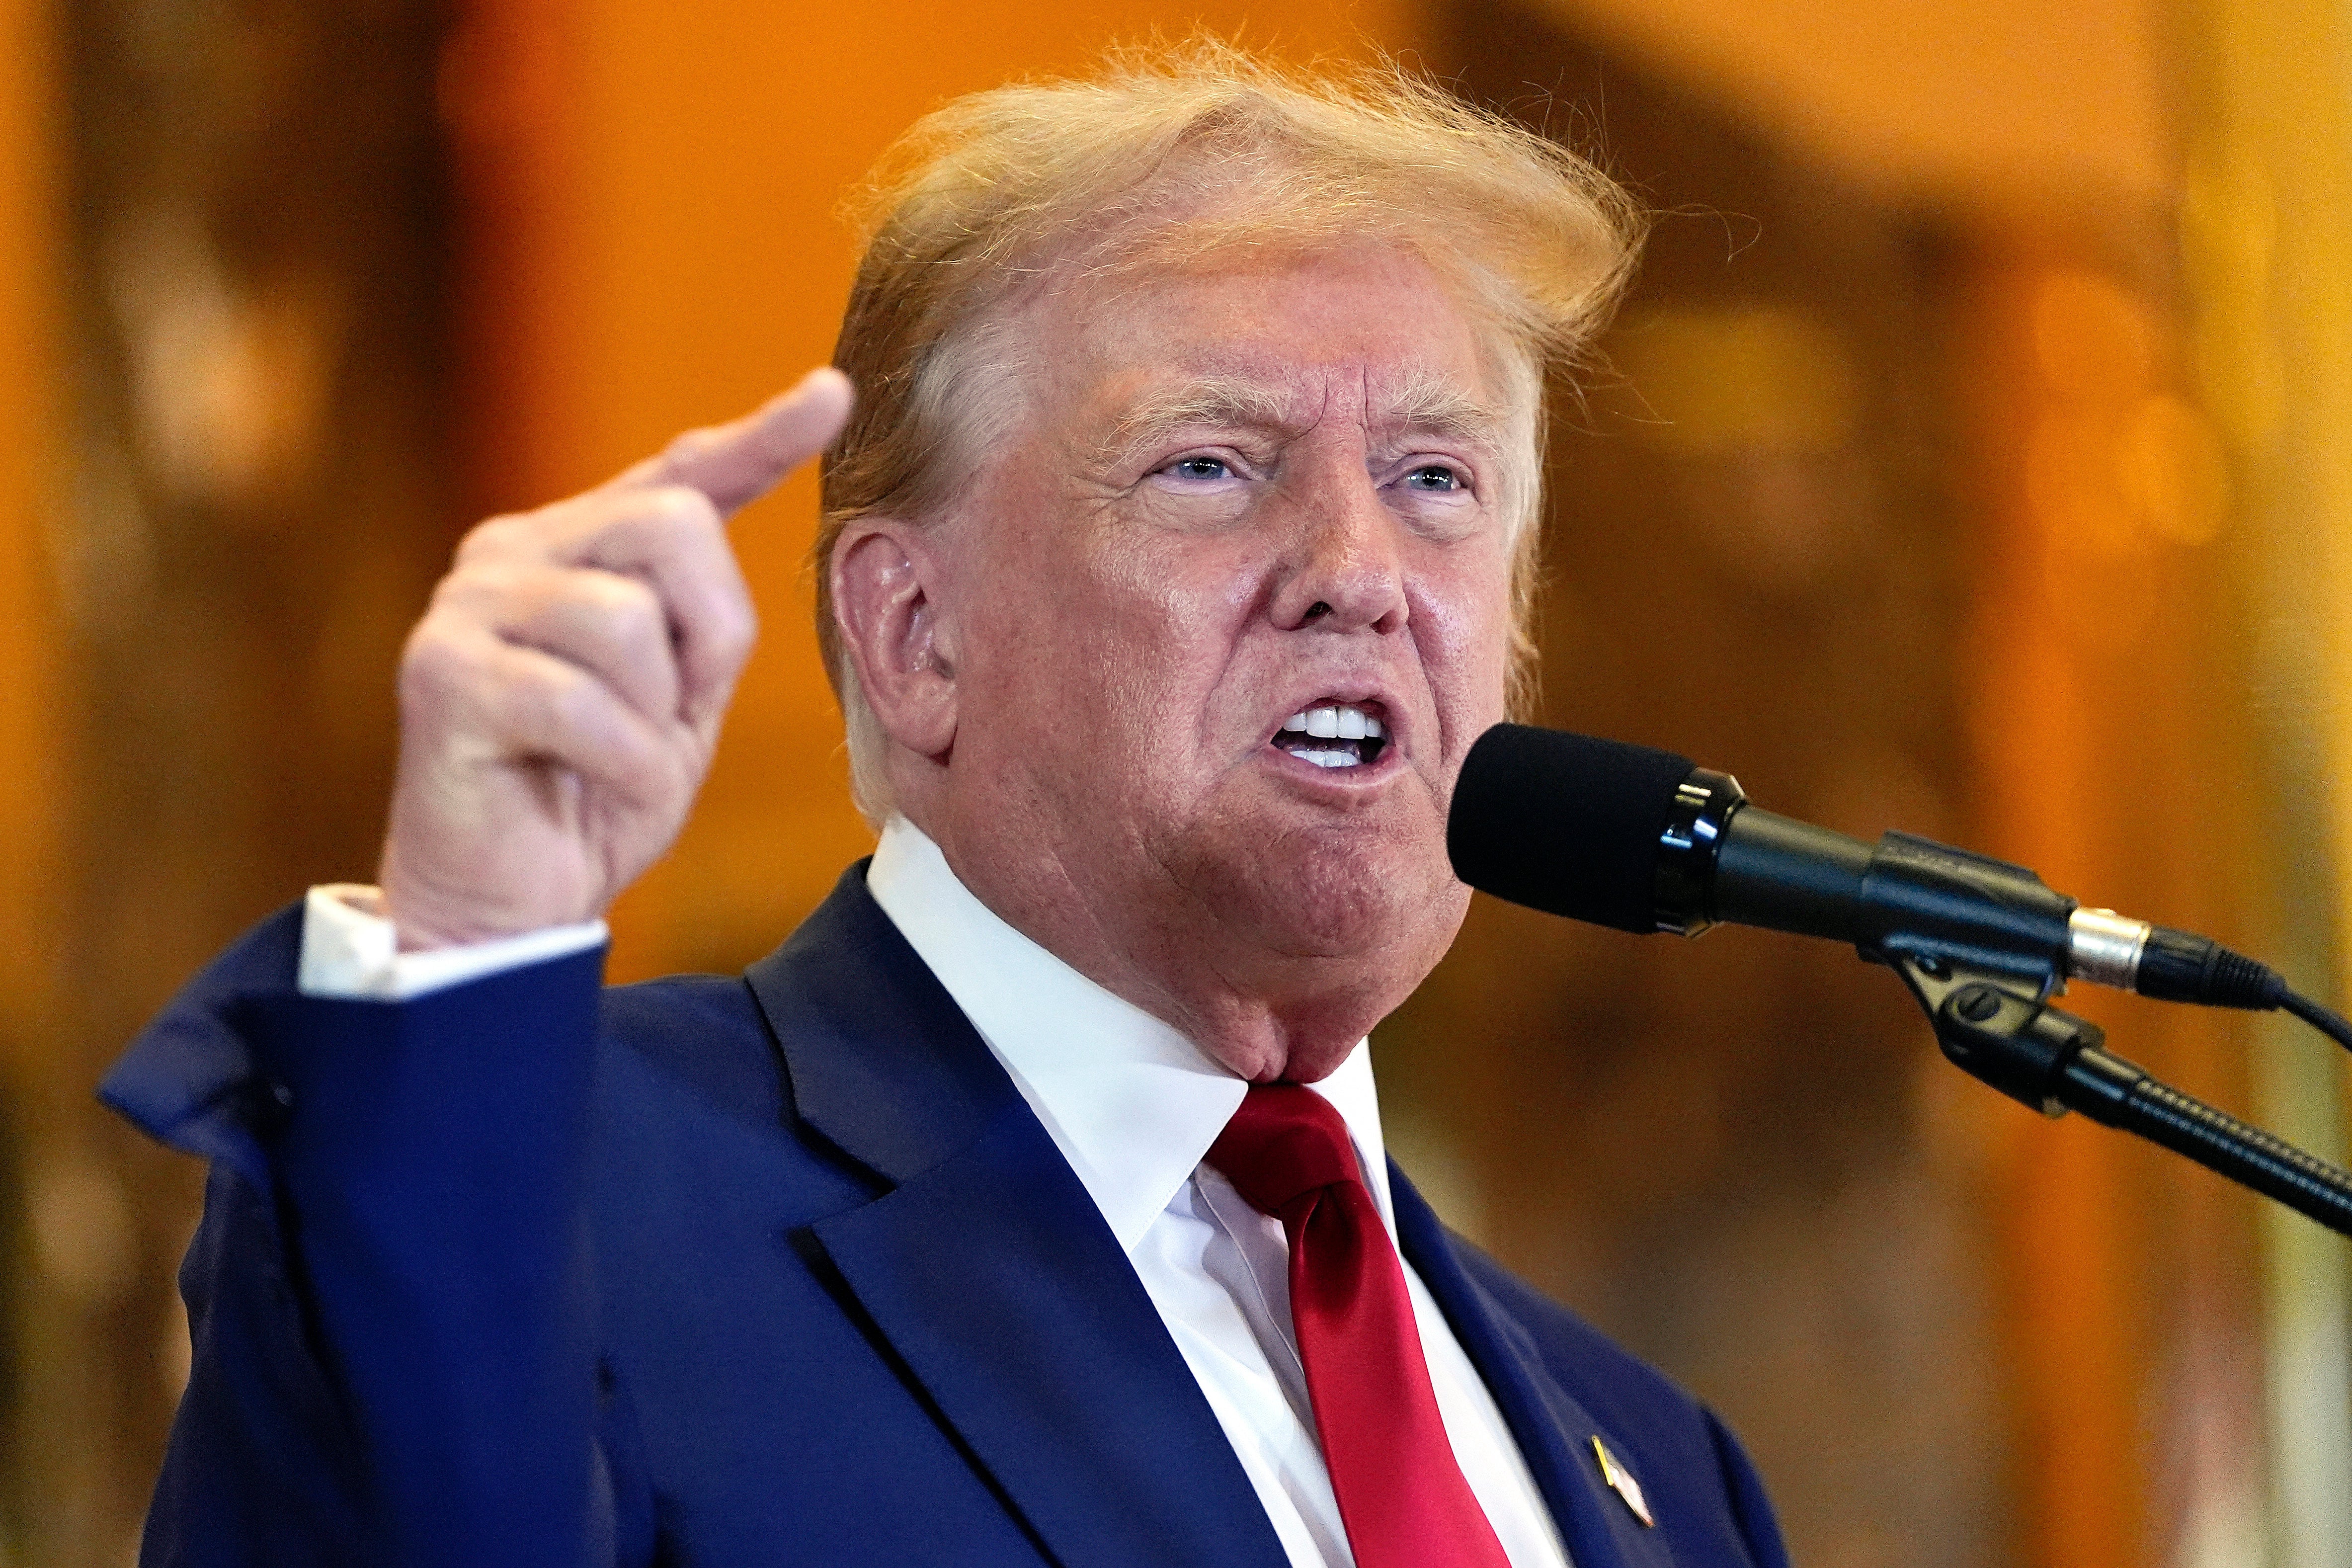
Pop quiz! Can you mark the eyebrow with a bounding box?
[1098,371,1505,461]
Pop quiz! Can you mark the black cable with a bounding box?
[2281,987,2352,1054]
[2133,927,2352,1059]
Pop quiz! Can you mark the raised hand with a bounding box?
[376,369,855,950]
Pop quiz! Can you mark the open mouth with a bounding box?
[1273,702,1389,769]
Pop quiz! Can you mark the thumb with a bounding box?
[606,367,856,519]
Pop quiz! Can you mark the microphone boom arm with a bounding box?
[1682,792,2352,1232]
[1890,951,2352,1238]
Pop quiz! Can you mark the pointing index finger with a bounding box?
[606,367,856,519]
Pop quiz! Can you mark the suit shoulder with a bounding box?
[597,972,787,1132]
[1450,1238,1711,1436]
[1440,1234,1790,1566]
[600,970,758,1035]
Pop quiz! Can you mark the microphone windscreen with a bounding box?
[1447,723,1697,933]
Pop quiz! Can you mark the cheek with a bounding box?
[1084,545,1266,762]
[1411,550,1515,709]
[961,516,1252,756]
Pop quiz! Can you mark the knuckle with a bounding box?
[548,670,601,737]
[642,484,722,536]
[500,662,579,737]
[436,554,512,600]
[713,597,758,661]
[582,566,659,615]
[575,571,666,649]
[398,619,466,689]
[429,561,532,631]
[396,624,490,719]
[454,512,527,565]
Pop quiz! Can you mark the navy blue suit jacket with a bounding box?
[104,862,1789,1568]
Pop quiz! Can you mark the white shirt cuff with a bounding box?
[298,884,608,1001]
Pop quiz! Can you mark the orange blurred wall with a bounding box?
[0,0,64,1104]
[1531,0,2170,209]
[442,0,1422,979]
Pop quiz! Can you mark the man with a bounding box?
[105,45,1789,1568]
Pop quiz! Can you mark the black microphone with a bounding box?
[1447,723,2284,1010]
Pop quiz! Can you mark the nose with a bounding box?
[1268,460,1408,636]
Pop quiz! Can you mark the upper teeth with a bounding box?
[1283,705,1385,741]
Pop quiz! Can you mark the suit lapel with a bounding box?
[1392,1165,1676,1568]
[746,867,1287,1568]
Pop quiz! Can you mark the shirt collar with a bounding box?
[865,816,1396,1252]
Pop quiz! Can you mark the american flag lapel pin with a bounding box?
[1591,1436,1655,1528]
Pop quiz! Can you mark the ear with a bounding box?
[830,520,958,760]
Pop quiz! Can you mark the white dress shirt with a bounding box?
[297,821,1571,1568]
[867,820,1569,1568]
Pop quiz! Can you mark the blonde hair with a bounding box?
[815,41,1643,822]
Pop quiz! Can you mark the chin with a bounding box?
[1268,853,1420,956]
[1184,819,1467,972]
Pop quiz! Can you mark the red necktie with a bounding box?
[1208,1084,1514,1568]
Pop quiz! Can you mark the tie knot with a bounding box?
[1207,1083,1364,1218]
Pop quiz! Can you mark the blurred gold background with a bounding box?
[0,0,2347,1563]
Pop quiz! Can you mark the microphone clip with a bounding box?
[1887,952,2100,1118]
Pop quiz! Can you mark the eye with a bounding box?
[1161,455,1233,482]
[1402,464,1464,493]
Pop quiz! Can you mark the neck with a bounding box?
[895,808,1442,1084]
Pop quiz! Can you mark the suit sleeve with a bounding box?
[101,904,654,1568]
